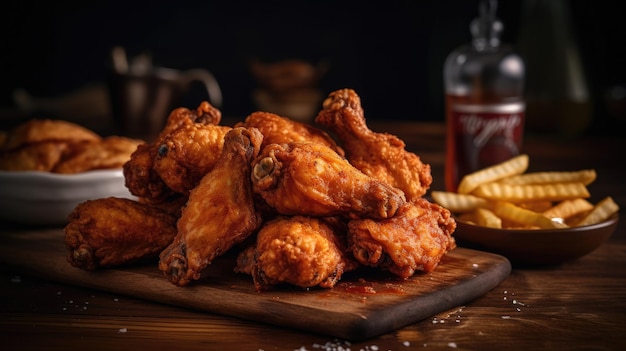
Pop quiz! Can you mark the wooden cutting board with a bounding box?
[0,228,510,340]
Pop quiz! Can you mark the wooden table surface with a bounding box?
[2,121,625,351]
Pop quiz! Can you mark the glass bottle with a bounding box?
[443,0,525,192]
[516,0,591,137]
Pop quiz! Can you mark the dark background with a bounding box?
[1,0,625,135]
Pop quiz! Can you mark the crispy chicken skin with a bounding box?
[315,88,432,200]
[0,141,69,171]
[236,111,344,156]
[53,136,144,174]
[159,127,264,286]
[347,198,456,278]
[2,119,101,151]
[123,101,222,203]
[153,123,231,194]
[64,197,178,270]
[251,142,406,219]
[236,216,358,291]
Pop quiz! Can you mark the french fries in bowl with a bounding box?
[431,154,620,265]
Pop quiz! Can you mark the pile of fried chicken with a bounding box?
[64,88,457,292]
[0,119,143,173]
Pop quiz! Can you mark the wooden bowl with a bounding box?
[453,215,619,266]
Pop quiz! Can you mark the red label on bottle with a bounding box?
[446,102,525,191]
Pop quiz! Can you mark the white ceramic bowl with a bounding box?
[0,169,135,226]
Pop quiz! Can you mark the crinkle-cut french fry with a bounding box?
[472,182,590,202]
[458,212,477,225]
[457,154,528,194]
[491,201,567,229]
[576,196,620,227]
[518,200,553,213]
[431,191,488,213]
[474,207,502,228]
[498,169,597,186]
[543,198,594,220]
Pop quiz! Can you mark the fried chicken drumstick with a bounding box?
[251,141,406,220]
[347,198,456,278]
[64,197,178,270]
[159,127,264,286]
[236,111,344,156]
[153,123,231,194]
[236,215,358,291]
[123,101,222,204]
[315,88,432,200]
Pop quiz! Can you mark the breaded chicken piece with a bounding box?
[2,119,101,151]
[315,88,432,200]
[159,127,264,286]
[347,198,456,278]
[153,123,231,194]
[123,101,222,203]
[64,197,178,270]
[53,136,144,174]
[0,141,69,171]
[236,111,344,156]
[236,215,358,291]
[251,142,406,220]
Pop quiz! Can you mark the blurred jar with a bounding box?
[516,0,591,137]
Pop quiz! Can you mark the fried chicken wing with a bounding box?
[0,141,69,171]
[2,119,101,151]
[236,215,358,291]
[64,197,178,270]
[315,88,432,200]
[236,111,344,156]
[53,136,144,174]
[251,142,406,219]
[123,101,222,203]
[347,198,456,278]
[153,123,231,194]
[158,127,264,286]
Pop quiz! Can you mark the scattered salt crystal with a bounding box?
[448,342,458,348]
[472,263,478,268]
[501,315,511,319]
[113,298,119,302]
[117,328,127,333]
[402,341,410,347]
[56,291,62,295]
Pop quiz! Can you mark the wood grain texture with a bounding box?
[0,228,510,340]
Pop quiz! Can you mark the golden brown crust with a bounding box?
[239,215,357,291]
[348,198,456,278]
[153,123,231,193]
[237,111,344,156]
[158,127,264,286]
[64,197,178,270]
[123,101,223,203]
[0,141,69,171]
[251,142,406,220]
[53,136,144,174]
[315,88,432,200]
[3,119,101,151]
